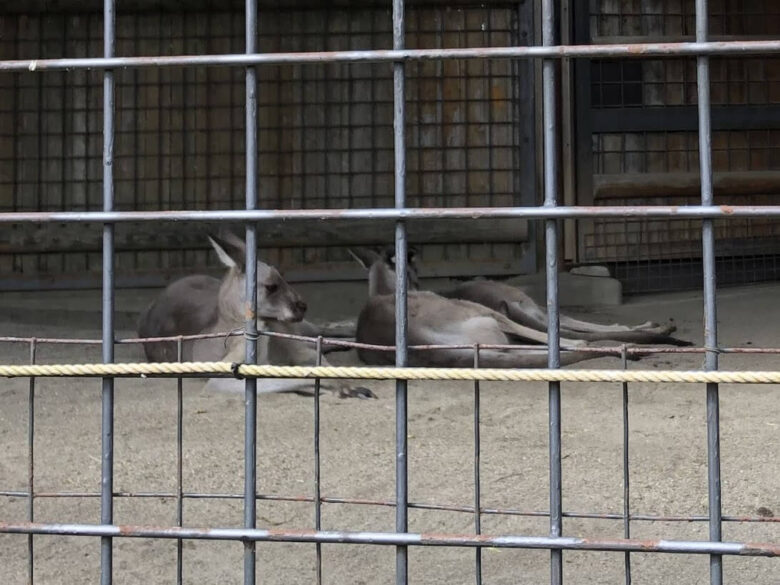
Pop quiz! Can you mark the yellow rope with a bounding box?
[1,362,779,384]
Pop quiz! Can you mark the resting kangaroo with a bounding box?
[350,247,624,368]
[138,232,373,398]
[441,280,693,347]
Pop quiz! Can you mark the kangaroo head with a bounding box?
[208,232,307,325]
[349,246,419,297]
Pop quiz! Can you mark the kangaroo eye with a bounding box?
[265,284,279,294]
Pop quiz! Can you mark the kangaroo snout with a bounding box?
[276,295,307,323]
[285,299,307,322]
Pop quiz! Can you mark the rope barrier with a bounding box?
[1,362,780,384]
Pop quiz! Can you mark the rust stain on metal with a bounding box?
[421,532,495,544]
[581,536,660,551]
[244,302,256,321]
[117,523,187,537]
[266,528,320,540]
[723,514,779,523]
[742,542,780,557]
[285,495,314,503]
[720,205,735,214]
[632,538,662,551]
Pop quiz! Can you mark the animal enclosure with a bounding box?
[0,1,779,585]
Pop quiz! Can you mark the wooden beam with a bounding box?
[594,171,780,200]
[0,218,529,254]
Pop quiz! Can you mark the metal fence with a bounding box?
[0,1,779,585]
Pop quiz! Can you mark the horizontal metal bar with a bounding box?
[2,40,780,73]
[0,490,775,524]
[0,205,779,224]
[0,522,776,556]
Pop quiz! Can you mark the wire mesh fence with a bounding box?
[0,1,778,585]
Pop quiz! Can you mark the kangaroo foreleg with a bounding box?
[292,319,356,354]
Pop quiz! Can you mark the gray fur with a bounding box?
[138,232,373,398]
[351,247,621,368]
[441,279,693,346]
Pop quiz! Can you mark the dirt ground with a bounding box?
[0,282,778,584]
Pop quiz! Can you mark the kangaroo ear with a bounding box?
[217,229,246,250]
[208,233,246,271]
[407,246,417,264]
[348,247,381,271]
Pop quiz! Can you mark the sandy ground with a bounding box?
[0,282,778,584]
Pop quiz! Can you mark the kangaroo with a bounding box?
[440,279,693,347]
[138,232,373,398]
[350,247,626,368]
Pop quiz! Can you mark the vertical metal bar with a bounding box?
[314,336,323,585]
[695,2,722,584]
[244,1,259,585]
[473,345,482,585]
[541,1,562,584]
[621,346,631,585]
[392,1,409,584]
[176,337,184,585]
[101,1,116,584]
[27,338,37,584]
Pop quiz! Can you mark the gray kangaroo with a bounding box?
[350,247,627,368]
[441,280,692,347]
[138,232,373,398]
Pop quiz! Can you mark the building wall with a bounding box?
[579,0,780,276]
[0,4,535,289]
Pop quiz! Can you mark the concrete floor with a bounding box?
[0,282,778,584]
